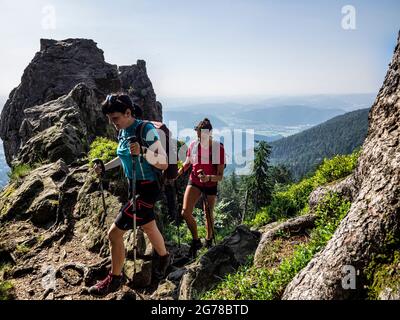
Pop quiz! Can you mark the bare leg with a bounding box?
[141,220,168,256]
[108,223,127,276]
[203,195,216,240]
[181,185,202,239]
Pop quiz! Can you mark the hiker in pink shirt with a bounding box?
[177,118,226,257]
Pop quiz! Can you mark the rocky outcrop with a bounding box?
[0,160,69,226]
[119,61,162,122]
[15,83,115,167]
[0,39,121,166]
[282,32,400,300]
[0,39,163,166]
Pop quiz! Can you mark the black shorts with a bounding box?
[188,180,218,196]
[115,180,161,230]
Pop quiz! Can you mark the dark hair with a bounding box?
[101,93,143,118]
[194,118,212,131]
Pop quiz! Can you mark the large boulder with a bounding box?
[0,160,69,226]
[14,83,115,167]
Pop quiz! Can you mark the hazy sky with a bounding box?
[0,0,399,100]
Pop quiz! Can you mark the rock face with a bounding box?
[15,83,115,167]
[0,39,121,166]
[119,61,162,122]
[282,32,400,299]
[0,39,163,166]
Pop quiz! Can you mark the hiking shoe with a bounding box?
[88,272,123,296]
[205,238,213,249]
[153,253,171,280]
[188,238,203,258]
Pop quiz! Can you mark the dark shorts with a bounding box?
[115,180,160,230]
[188,180,218,196]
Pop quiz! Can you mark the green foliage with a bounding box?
[270,108,369,180]
[313,150,360,185]
[88,137,118,166]
[269,164,293,185]
[365,251,400,299]
[246,149,359,228]
[203,192,351,300]
[246,141,274,217]
[7,164,33,182]
[0,263,14,300]
[250,207,273,228]
[15,244,31,255]
[0,280,13,300]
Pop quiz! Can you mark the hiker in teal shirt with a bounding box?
[117,118,160,182]
[89,93,170,296]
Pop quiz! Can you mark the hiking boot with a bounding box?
[153,253,171,280]
[88,272,123,296]
[205,238,213,249]
[188,238,203,258]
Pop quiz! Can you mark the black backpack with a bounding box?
[134,120,179,186]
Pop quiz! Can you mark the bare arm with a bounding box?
[104,157,121,171]
[207,164,225,182]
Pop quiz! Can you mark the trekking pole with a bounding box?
[173,179,181,250]
[127,136,138,277]
[92,158,107,226]
[198,170,217,246]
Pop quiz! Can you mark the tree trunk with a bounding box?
[283,32,400,300]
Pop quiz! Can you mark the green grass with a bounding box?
[202,192,351,300]
[365,250,400,299]
[7,164,33,182]
[0,263,14,300]
[15,244,31,255]
[246,149,360,228]
[0,281,13,300]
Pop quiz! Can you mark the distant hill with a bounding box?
[234,105,346,126]
[163,93,375,112]
[269,108,370,180]
[163,111,229,131]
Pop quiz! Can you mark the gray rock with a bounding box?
[178,245,239,300]
[0,160,69,226]
[0,38,121,165]
[379,287,400,300]
[119,61,162,122]
[254,214,316,268]
[219,225,261,265]
[151,280,177,300]
[14,83,114,167]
